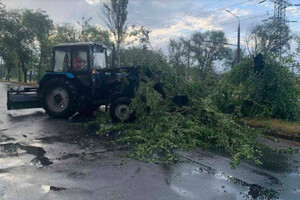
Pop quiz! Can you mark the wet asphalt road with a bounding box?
[0,82,300,200]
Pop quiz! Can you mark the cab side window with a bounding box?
[93,50,106,70]
[54,50,70,72]
[72,50,88,71]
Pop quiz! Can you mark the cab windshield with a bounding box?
[93,48,106,70]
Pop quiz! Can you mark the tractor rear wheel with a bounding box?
[110,97,134,123]
[42,78,79,119]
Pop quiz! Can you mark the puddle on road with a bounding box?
[169,163,279,200]
[257,150,291,173]
[0,143,53,167]
[200,167,279,199]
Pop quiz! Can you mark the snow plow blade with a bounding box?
[7,88,42,110]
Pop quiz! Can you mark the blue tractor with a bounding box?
[7,42,165,122]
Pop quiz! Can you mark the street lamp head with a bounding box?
[226,9,240,23]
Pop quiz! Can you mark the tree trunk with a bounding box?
[18,64,22,82]
[22,62,27,83]
[6,68,10,81]
[38,47,44,81]
[117,42,121,67]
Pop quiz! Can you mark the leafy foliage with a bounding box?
[128,26,152,49]
[246,21,292,55]
[77,17,112,48]
[22,9,54,80]
[216,54,300,120]
[0,9,35,82]
[168,31,231,80]
[93,66,264,166]
[120,47,167,69]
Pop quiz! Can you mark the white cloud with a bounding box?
[287,6,300,17]
[85,0,107,5]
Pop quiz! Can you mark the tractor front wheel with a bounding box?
[42,78,79,119]
[110,97,134,123]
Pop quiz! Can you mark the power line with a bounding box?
[152,13,271,50]
[266,0,299,59]
[151,1,299,52]
[148,0,258,29]
[165,0,226,19]
[152,13,268,41]
[153,7,297,45]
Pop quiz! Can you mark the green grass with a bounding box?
[243,118,300,137]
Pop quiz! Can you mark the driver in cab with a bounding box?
[73,51,87,70]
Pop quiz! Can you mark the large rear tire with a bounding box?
[110,97,134,123]
[42,78,79,119]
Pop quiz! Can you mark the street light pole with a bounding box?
[226,10,241,63]
[0,59,3,80]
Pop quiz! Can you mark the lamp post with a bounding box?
[0,59,3,80]
[226,10,241,63]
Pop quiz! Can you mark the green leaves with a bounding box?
[93,66,265,167]
[216,54,300,120]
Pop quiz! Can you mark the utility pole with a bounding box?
[226,10,240,63]
[187,40,191,82]
[0,59,3,80]
[270,0,299,61]
[237,21,241,63]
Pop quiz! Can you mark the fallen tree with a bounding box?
[91,65,294,167]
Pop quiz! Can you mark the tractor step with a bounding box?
[7,88,42,110]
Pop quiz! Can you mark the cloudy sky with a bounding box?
[2,0,300,51]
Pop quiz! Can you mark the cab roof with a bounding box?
[54,42,106,49]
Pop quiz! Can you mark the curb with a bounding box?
[0,80,38,87]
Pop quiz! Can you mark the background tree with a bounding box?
[168,31,229,80]
[0,1,5,32]
[296,35,300,55]
[102,0,129,67]
[216,54,299,120]
[52,23,78,44]
[0,42,18,81]
[128,26,152,49]
[77,17,112,48]
[189,31,229,79]
[120,47,167,69]
[246,21,292,55]
[1,10,35,82]
[224,48,246,70]
[22,9,54,80]
[169,38,187,76]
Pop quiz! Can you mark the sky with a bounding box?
[1,0,300,52]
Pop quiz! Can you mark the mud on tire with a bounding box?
[42,78,79,119]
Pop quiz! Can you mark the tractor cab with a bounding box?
[49,42,108,87]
